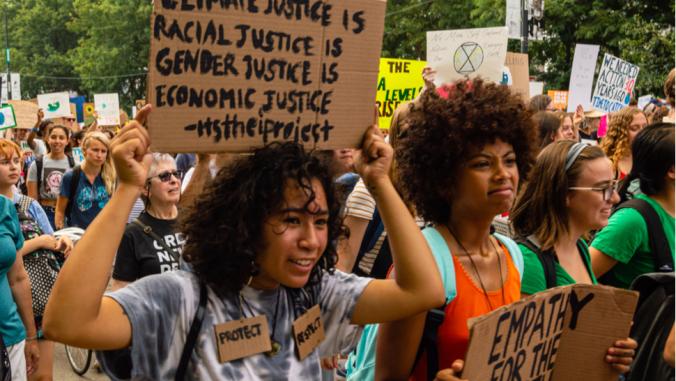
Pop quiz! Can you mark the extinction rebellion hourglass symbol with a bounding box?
[453,42,484,74]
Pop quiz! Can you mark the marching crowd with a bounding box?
[0,67,673,381]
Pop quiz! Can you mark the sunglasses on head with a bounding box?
[150,170,181,183]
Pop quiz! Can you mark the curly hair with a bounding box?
[600,107,644,171]
[396,78,537,225]
[180,142,342,296]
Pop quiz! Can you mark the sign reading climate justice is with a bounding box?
[147,0,386,153]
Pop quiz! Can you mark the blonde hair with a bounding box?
[600,107,644,171]
[82,132,116,195]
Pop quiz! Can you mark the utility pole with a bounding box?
[520,0,529,53]
[3,8,10,100]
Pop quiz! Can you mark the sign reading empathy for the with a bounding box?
[0,104,17,130]
[147,0,386,153]
[591,54,639,113]
[375,58,426,129]
[426,27,508,86]
[462,284,638,381]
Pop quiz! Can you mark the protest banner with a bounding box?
[94,93,121,126]
[591,54,639,113]
[0,104,17,130]
[505,0,521,39]
[38,92,71,119]
[547,90,568,111]
[375,58,426,129]
[147,0,387,153]
[427,27,508,86]
[504,52,529,100]
[7,100,38,130]
[462,284,638,381]
[567,44,600,112]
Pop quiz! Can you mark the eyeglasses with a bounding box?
[569,180,619,201]
[149,170,181,183]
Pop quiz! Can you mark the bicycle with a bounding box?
[64,345,92,375]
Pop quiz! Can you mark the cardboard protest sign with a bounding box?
[38,92,71,119]
[147,0,386,153]
[5,100,38,130]
[547,90,568,111]
[462,284,638,381]
[591,54,639,113]
[94,93,121,126]
[504,52,529,100]
[427,27,508,86]
[376,58,426,129]
[0,105,17,130]
[567,44,600,112]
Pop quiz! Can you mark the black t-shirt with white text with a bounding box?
[113,211,184,281]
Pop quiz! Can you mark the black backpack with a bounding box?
[625,272,675,381]
[63,166,82,225]
[352,208,392,279]
[515,236,589,289]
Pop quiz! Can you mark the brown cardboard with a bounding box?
[462,284,637,381]
[6,100,38,130]
[292,304,325,361]
[505,52,529,101]
[213,315,272,363]
[147,0,386,153]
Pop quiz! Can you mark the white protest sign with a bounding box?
[94,93,121,126]
[591,54,640,113]
[637,95,652,110]
[0,105,17,130]
[529,81,544,97]
[567,44,600,112]
[506,0,522,39]
[427,27,508,86]
[0,73,21,103]
[37,92,71,119]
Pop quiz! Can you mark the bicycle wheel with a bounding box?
[64,345,92,375]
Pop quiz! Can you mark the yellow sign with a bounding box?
[547,90,569,111]
[376,58,427,130]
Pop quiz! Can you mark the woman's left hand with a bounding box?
[605,337,637,373]
[55,235,73,257]
[24,339,40,375]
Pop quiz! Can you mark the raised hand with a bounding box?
[110,105,153,188]
[353,124,392,192]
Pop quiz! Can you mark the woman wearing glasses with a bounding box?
[111,153,184,291]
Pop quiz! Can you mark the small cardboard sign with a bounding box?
[591,54,640,113]
[94,93,121,126]
[426,27,508,86]
[0,104,17,130]
[504,52,529,100]
[376,58,426,129]
[567,44,600,112]
[547,90,569,111]
[147,0,387,153]
[292,304,325,361]
[213,315,271,363]
[37,92,71,119]
[462,284,638,381]
[6,100,38,130]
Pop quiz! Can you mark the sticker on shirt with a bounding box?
[43,167,65,198]
[292,305,325,360]
[214,315,271,363]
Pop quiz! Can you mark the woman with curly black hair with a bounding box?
[375,78,537,381]
[42,106,444,380]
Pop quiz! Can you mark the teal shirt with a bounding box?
[0,195,26,346]
[520,240,597,295]
[591,194,675,289]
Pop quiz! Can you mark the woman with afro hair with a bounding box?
[42,106,445,380]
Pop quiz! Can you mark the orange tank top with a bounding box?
[411,244,521,381]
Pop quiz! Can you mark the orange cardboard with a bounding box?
[548,90,569,111]
[505,52,529,101]
[147,0,387,153]
[292,305,325,361]
[462,284,637,381]
[213,315,272,363]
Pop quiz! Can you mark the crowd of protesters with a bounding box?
[0,64,673,381]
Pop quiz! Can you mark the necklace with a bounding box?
[239,288,283,357]
[447,226,506,310]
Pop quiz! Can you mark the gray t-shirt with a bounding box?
[27,156,73,201]
[103,269,371,380]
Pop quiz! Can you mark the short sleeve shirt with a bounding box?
[519,240,597,295]
[101,270,372,380]
[60,168,110,229]
[0,195,25,346]
[27,156,73,202]
[344,179,376,221]
[591,194,675,289]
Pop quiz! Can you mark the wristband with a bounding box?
[25,334,38,341]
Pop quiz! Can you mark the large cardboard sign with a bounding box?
[504,52,529,100]
[37,92,71,119]
[94,93,121,126]
[147,0,386,153]
[0,105,17,130]
[427,27,508,86]
[7,100,39,130]
[567,44,600,112]
[591,54,639,113]
[463,284,638,381]
[547,90,568,111]
[376,58,426,129]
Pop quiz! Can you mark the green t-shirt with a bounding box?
[520,240,597,295]
[591,194,675,289]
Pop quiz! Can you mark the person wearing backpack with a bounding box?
[510,141,637,373]
[54,132,116,230]
[26,125,75,231]
[591,123,675,289]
